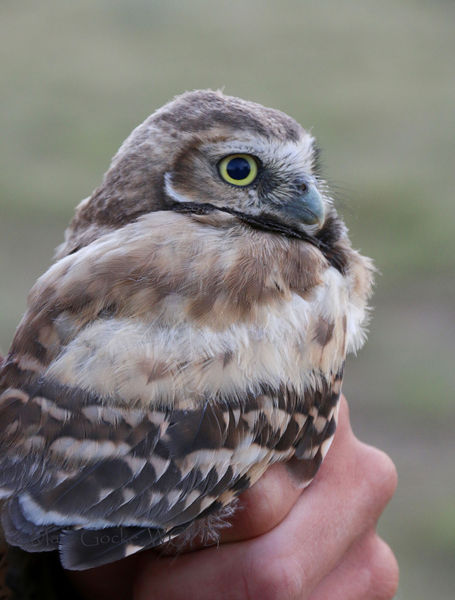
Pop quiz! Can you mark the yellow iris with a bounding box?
[218,154,258,186]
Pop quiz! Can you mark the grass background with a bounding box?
[1,1,454,597]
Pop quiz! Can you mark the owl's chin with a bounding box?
[228,208,323,241]
[166,198,323,249]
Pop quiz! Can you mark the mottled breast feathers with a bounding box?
[0,90,374,570]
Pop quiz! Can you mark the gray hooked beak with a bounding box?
[281,182,325,227]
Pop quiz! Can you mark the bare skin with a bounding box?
[68,397,399,600]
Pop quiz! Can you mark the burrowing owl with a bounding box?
[0,90,374,570]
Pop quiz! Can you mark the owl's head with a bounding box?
[58,90,334,258]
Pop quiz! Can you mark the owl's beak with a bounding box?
[280,183,325,228]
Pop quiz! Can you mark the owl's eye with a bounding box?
[218,154,258,186]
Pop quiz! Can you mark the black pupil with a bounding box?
[226,157,251,181]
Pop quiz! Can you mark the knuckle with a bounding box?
[367,536,400,599]
[356,443,398,507]
[375,450,398,500]
[237,472,290,538]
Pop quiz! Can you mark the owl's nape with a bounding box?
[0,90,374,571]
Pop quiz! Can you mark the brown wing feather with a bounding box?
[0,370,342,569]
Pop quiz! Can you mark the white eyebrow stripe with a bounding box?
[164,172,192,203]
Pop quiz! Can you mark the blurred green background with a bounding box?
[1,1,454,597]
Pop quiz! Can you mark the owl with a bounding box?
[0,90,374,571]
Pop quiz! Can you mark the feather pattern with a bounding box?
[0,370,342,569]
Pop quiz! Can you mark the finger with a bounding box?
[220,395,352,543]
[309,532,399,600]
[309,397,397,524]
[134,544,251,600]
[220,461,301,543]
[248,403,398,591]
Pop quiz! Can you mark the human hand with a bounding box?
[68,396,399,599]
